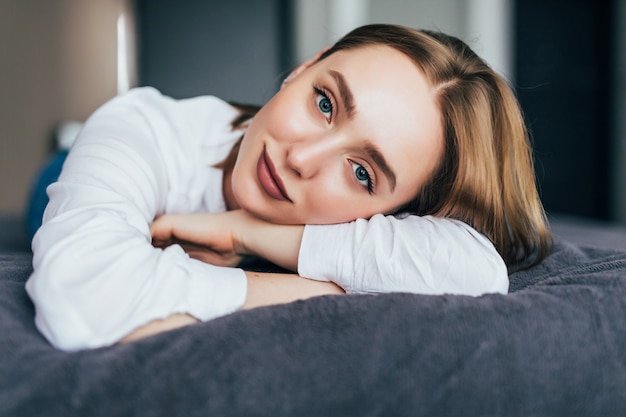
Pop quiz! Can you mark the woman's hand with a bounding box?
[151,211,247,267]
[151,210,305,270]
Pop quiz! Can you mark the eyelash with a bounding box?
[349,160,375,194]
[313,85,335,122]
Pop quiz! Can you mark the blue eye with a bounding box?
[350,161,374,194]
[314,87,333,121]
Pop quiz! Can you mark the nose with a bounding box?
[285,136,341,179]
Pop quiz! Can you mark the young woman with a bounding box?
[26,24,551,350]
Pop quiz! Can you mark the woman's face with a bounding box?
[230,45,444,225]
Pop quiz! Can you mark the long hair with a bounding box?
[317,24,552,268]
[224,24,552,268]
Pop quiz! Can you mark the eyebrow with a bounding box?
[364,143,397,192]
[328,70,356,118]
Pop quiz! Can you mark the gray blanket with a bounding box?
[1,237,625,416]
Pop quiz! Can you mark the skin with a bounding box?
[121,45,444,343]
[229,45,444,224]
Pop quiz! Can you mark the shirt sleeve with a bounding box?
[298,214,508,296]
[25,88,247,351]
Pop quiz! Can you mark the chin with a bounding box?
[248,208,298,225]
[241,201,305,225]
[232,191,281,224]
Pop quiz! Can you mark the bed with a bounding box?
[1,213,625,416]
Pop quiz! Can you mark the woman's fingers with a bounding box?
[179,241,243,267]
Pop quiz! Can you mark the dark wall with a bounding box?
[134,0,293,105]
[515,0,613,219]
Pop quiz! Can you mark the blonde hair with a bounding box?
[319,24,552,268]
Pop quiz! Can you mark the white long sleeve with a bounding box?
[298,214,508,295]
[26,88,247,351]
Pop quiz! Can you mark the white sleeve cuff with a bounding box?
[298,222,358,289]
[185,258,248,321]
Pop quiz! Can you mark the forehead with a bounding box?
[313,45,444,193]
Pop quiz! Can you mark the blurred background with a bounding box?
[0,0,624,238]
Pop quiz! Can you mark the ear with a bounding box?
[281,46,331,88]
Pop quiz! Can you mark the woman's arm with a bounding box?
[26,88,250,351]
[242,270,344,308]
[297,214,509,295]
[120,271,344,343]
[151,210,304,271]
[153,211,508,296]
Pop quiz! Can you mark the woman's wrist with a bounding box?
[242,271,344,310]
[235,212,305,271]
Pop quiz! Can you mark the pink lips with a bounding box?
[257,147,291,202]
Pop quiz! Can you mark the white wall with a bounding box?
[294,0,513,80]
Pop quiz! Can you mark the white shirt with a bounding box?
[300,214,508,295]
[26,87,507,351]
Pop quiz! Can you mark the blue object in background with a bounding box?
[25,150,68,240]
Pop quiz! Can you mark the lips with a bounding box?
[257,147,291,202]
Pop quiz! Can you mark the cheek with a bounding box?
[299,184,379,223]
[264,90,313,140]
[229,167,255,211]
